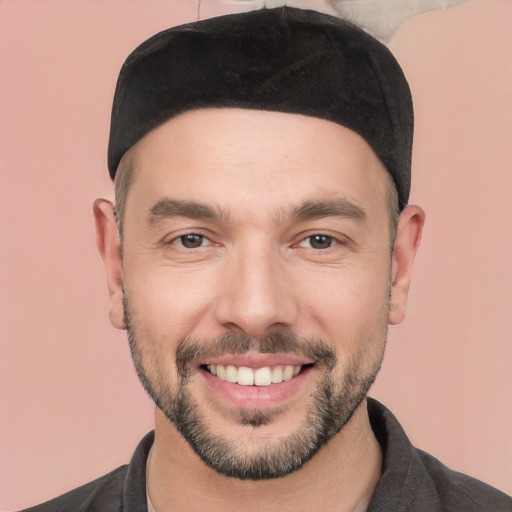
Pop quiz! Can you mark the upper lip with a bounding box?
[200,352,314,369]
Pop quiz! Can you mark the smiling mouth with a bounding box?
[200,363,315,386]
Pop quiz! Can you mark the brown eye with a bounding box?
[179,234,205,248]
[307,235,335,249]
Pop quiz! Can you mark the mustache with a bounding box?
[176,330,337,379]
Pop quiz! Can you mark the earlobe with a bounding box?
[93,198,125,330]
[388,205,425,325]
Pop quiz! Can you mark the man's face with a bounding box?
[115,109,396,479]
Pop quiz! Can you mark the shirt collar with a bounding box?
[120,398,421,511]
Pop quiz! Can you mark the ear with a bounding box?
[93,198,125,330]
[388,205,425,325]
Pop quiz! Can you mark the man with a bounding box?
[22,6,511,512]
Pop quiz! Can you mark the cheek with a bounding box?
[123,262,220,343]
[301,263,391,349]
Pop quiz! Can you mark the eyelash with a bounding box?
[171,233,212,249]
[297,234,339,250]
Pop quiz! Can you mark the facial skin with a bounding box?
[94,108,424,509]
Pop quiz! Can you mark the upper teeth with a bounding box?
[207,364,301,386]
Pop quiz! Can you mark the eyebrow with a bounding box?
[288,198,367,223]
[147,198,229,225]
[146,196,366,227]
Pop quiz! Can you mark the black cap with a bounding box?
[108,7,413,208]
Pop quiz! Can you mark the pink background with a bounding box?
[1,1,511,509]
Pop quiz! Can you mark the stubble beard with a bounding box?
[123,296,387,481]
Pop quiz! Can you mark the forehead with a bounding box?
[123,108,392,217]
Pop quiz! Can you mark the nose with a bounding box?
[213,244,300,339]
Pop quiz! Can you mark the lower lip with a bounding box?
[199,367,314,410]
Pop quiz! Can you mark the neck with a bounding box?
[147,401,382,512]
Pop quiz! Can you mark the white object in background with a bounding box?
[222,0,468,42]
[328,0,468,42]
